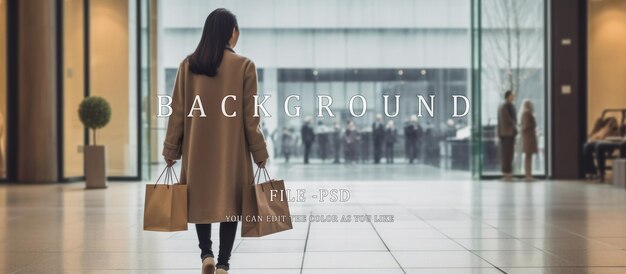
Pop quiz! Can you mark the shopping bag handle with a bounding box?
[153,166,179,188]
[254,167,272,184]
[253,167,262,184]
[254,167,276,192]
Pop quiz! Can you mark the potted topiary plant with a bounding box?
[79,96,112,189]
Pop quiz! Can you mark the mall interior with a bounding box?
[1,0,626,273]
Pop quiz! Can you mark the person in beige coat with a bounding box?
[162,9,268,274]
[519,100,538,181]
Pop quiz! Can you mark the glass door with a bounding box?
[88,0,141,179]
[474,0,548,178]
[62,0,87,180]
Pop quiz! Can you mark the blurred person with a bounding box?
[583,117,619,180]
[519,100,538,181]
[498,90,517,181]
[270,127,280,158]
[261,122,274,159]
[595,135,626,182]
[372,114,385,164]
[404,115,420,164]
[300,116,315,164]
[384,120,397,163]
[360,125,371,163]
[316,120,331,162]
[403,120,410,159]
[162,9,268,274]
[332,121,342,164]
[423,121,437,164]
[344,120,360,164]
[445,119,457,138]
[281,127,295,163]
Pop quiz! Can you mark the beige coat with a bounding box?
[162,50,269,224]
[520,110,538,154]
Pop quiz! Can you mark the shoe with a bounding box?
[202,256,215,274]
[586,173,600,181]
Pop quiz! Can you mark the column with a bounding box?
[16,0,58,182]
[551,0,586,179]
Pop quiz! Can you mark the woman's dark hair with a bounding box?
[188,8,238,77]
[590,116,618,136]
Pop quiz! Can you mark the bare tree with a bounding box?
[482,0,543,95]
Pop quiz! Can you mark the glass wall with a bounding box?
[480,0,546,176]
[89,0,139,177]
[63,0,86,178]
[0,0,6,179]
[153,0,473,178]
[146,0,550,179]
[272,69,469,167]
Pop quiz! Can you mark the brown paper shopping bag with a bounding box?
[241,167,293,237]
[143,166,188,232]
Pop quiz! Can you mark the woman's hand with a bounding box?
[256,158,268,168]
[164,157,177,167]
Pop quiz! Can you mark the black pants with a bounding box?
[303,142,312,164]
[374,139,383,163]
[500,137,515,174]
[595,141,626,177]
[318,141,329,161]
[196,222,238,270]
[385,142,394,163]
[583,141,598,175]
[333,140,341,163]
[406,141,416,163]
[345,143,357,163]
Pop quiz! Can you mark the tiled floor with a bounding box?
[2,164,626,273]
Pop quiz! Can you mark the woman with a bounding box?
[162,9,269,274]
[519,99,538,181]
[281,127,294,163]
[384,120,397,163]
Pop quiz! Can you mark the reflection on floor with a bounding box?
[151,161,472,182]
[2,177,626,273]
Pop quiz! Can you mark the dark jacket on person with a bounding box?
[372,122,385,142]
[404,123,420,142]
[385,128,397,144]
[345,128,359,145]
[498,102,517,138]
[301,124,315,144]
[332,127,341,146]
